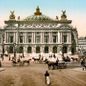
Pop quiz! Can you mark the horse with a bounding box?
[62,56,71,62]
[46,56,59,70]
[11,57,30,66]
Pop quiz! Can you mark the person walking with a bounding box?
[81,58,86,70]
[44,70,51,86]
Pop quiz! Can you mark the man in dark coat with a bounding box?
[44,70,51,86]
[81,58,86,70]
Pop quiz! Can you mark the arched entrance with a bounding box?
[18,46,23,53]
[27,46,32,53]
[8,46,13,53]
[53,46,57,53]
[62,45,67,53]
[44,46,49,53]
[36,46,40,53]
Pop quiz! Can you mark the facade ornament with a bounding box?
[61,10,67,20]
[9,11,15,20]
[34,6,42,16]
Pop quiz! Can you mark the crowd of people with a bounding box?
[0,53,86,71]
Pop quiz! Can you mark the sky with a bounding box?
[0,0,86,37]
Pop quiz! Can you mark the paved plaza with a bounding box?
[0,56,86,86]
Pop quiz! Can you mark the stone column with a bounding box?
[49,32,52,43]
[49,45,52,53]
[58,45,62,54]
[41,45,44,53]
[33,32,35,43]
[41,32,42,43]
[60,32,62,43]
[67,33,69,43]
[58,31,60,43]
[5,32,7,43]
[16,31,19,44]
[32,45,36,57]
[69,33,71,43]
[4,33,6,43]
[24,32,27,43]
[32,45,36,53]
[23,45,27,54]
[56,33,58,43]
[32,32,34,44]
[14,32,16,43]
[43,32,44,43]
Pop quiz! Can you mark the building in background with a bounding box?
[0,7,78,57]
[78,37,86,55]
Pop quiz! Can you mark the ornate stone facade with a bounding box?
[0,7,78,56]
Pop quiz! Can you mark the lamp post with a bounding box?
[13,42,16,60]
[62,42,64,58]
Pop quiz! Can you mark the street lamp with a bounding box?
[13,42,16,60]
[62,42,64,58]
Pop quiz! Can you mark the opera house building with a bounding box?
[0,7,78,57]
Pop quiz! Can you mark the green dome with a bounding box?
[24,14,54,22]
[24,6,54,22]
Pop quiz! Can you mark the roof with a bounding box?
[24,14,54,22]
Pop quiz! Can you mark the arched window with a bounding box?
[18,46,23,53]
[36,46,40,53]
[8,46,13,53]
[53,46,57,53]
[44,46,49,53]
[27,46,32,53]
[62,46,67,53]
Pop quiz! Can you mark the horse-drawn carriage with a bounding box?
[12,57,30,66]
[47,60,67,70]
[45,56,67,70]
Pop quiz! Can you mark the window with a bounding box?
[27,32,32,43]
[19,36,23,43]
[52,32,57,43]
[27,36,32,43]
[36,36,40,43]
[8,32,14,43]
[35,32,40,43]
[9,36,13,43]
[63,35,67,43]
[53,36,56,43]
[19,32,23,43]
[53,46,57,53]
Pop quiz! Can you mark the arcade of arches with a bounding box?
[7,45,75,54]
